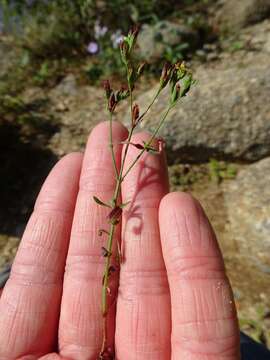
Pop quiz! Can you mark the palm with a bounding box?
[0,122,240,360]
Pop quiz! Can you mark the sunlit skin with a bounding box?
[0,122,240,360]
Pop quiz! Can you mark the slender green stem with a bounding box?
[111,62,136,200]
[137,87,162,122]
[101,223,115,316]
[122,104,174,181]
[109,112,119,180]
[100,221,115,355]
[101,60,166,358]
[129,84,133,115]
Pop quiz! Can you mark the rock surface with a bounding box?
[216,0,270,31]
[131,55,270,163]
[21,75,112,156]
[136,20,199,62]
[224,157,270,272]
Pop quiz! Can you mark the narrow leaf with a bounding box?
[93,196,111,208]
[119,201,131,209]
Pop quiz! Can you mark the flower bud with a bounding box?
[119,40,129,64]
[128,25,139,42]
[127,25,140,51]
[137,62,146,77]
[180,74,194,97]
[171,83,181,104]
[160,62,172,89]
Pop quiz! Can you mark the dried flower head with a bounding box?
[103,80,112,100]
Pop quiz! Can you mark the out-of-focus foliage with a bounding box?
[0,0,211,84]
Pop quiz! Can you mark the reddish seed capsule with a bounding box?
[132,103,140,127]
[107,206,122,225]
[108,93,116,113]
[103,80,112,100]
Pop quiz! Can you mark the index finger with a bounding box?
[0,153,83,358]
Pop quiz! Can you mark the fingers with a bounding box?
[116,133,171,360]
[58,121,128,359]
[159,192,240,360]
[0,153,83,359]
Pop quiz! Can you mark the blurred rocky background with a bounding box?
[0,0,270,346]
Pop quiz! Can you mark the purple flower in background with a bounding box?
[87,41,99,55]
[111,30,124,48]
[94,21,108,39]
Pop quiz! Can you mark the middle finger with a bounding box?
[116,132,171,360]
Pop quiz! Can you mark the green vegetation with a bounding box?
[208,159,237,183]
[239,304,270,347]
[169,160,237,190]
[0,0,213,95]
[169,164,207,190]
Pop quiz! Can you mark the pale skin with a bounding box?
[0,121,240,360]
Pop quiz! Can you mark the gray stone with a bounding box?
[224,157,270,271]
[216,0,270,31]
[51,73,78,97]
[136,21,199,62]
[130,58,270,163]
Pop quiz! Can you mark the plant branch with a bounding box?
[108,112,119,180]
[122,104,174,181]
[137,87,162,122]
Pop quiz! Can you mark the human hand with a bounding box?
[0,122,240,360]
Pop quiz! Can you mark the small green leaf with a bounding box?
[143,141,160,154]
[93,196,111,208]
[119,201,131,209]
